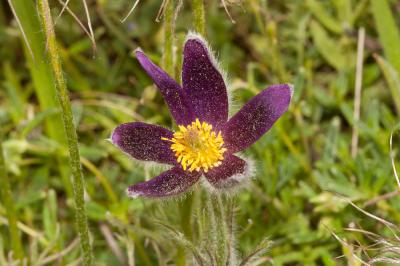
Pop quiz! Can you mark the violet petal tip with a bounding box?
[134,47,143,54]
[110,122,176,164]
[186,31,205,43]
[110,128,119,145]
[182,31,229,126]
[222,84,292,153]
[126,187,140,199]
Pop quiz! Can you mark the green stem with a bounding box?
[205,192,217,259]
[180,194,194,240]
[0,137,24,261]
[215,194,227,266]
[37,1,93,265]
[193,0,205,35]
[163,0,175,76]
[177,193,194,266]
[225,198,235,266]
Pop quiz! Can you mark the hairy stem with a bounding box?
[225,198,235,266]
[193,0,205,36]
[38,0,93,265]
[0,137,24,261]
[215,194,228,266]
[204,191,218,262]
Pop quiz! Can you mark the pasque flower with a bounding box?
[111,33,293,198]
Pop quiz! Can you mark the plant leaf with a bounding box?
[371,0,400,74]
[307,0,342,34]
[310,21,348,70]
[375,54,400,115]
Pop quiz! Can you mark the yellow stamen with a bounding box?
[162,119,227,172]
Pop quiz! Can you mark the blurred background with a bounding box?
[1,0,400,265]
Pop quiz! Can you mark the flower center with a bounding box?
[162,119,227,172]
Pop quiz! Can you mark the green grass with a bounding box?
[1,0,400,265]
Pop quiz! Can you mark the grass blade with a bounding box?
[374,54,400,115]
[371,0,400,74]
[307,0,342,34]
[310,20,347,70]
[0,136,24,261]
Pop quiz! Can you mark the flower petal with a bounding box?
[222,84,293,153]
[182,35,228,127]
[205,155,251,189]
[135,50,195,125]
[127,167,201,198]
[111,122,176,164]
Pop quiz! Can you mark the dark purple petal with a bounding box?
[222,84,293,153]
[182,36,228,127]
[205,155,248,188]
[135,50,195,125]
[112,122,176,164]
[127,167,201,198]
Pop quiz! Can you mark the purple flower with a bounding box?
[111,33,293,198]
